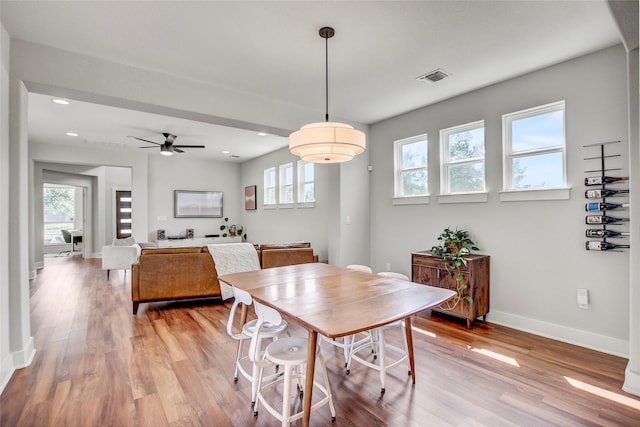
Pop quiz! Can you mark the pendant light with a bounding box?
[289,27,365,163]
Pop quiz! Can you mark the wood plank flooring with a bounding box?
[1,256,639,426]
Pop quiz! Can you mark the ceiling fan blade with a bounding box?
[173,145,206,148]
[174,148,185,153]
[138,146,158,149]
[128,135,162,145]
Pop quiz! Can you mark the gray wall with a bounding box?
[370,45,630,355]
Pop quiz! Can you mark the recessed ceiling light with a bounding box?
[222,150,230,154]
[52,99,70,105]
[257,132,268,136]
[66,132,78,137]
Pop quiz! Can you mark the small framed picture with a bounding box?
[245,185,257,210]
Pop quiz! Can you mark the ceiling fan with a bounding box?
[128,132,205,156]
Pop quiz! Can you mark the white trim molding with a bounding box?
[488,309,629,358]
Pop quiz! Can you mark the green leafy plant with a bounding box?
[431,227,479,311]
[219,217,246,239]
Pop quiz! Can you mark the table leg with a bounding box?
[404,316,416,384]
[303,330,318,427]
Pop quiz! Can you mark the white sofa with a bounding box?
[102,237,155,279]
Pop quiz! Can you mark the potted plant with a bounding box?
[431,227,479,311]
[220,218,247,239]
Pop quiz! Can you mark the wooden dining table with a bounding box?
[219,262,456,427]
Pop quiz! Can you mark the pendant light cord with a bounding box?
[324,33,329,123]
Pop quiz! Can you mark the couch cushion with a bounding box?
[141,247,205,255]
[261,248,315,269]
[260,242,311,250]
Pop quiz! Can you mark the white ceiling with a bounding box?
[1,1,623,162]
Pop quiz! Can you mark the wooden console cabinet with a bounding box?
[411,251,490,328]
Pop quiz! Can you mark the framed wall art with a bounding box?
[245,185,256,210]
[174,190,223,218]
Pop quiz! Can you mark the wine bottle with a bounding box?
[585,215,630,224]
[585,241,630,251]
[585,189,630,198]
[584,176,629,186]
[585,202,630,211]
[586,229,630,238]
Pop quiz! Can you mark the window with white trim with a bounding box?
[440,121,485,194]
[263,167,276,205]
[279,163,294,204]
[297,160,315,203]
[394,134,428,197]
[503,101,566,190]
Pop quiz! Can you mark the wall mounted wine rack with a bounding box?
[583,140,630,251]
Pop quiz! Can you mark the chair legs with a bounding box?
[346,322,410,393]
[254,338,336,426]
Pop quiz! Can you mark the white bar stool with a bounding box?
[251,300,336,426]
[346,271,411,392]
[226,286,288,406]
[320,264,374,365]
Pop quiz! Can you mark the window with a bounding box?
[394,134,428,197]
[264,167,276,205]
[440,121,485,194]
[297,160,315,203]
[503,101,566,191]
[279,163,294,204]
[43,185,76,245]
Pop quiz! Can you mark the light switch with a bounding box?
[345,215,351,225]
[577,288,589,309]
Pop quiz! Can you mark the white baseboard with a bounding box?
[0,353,14,395]
[623,365,640,397]
[12,336,35,368]
[487,310,629,358]
[0,336,35,395]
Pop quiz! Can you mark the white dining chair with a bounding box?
[320,264,373,365]
[226,285,288,407]
[346,271,411,392]
[251,299,336,426]
[345,264,373,273]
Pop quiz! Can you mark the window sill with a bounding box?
[277,203,295,209]
[499,187,571,202]
[296,202,315,209]
[392,195,430,205]
[263,204,277,210]
[438,193,488,204]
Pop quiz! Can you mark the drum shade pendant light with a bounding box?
[289,27,365,163]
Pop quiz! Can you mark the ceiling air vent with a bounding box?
[416,69,449,83]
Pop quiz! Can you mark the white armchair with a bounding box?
[102,237,156,279]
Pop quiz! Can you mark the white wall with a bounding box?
[370,45,631,355]
[239,147,333,262]
[147,155,241,242]
[29,142,149,261]
[0,14,13,393]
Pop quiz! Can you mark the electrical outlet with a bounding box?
[385,262,391,271]
[577,288,589,309]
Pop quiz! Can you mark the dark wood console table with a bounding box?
[411,251,490,328]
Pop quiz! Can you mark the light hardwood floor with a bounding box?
[1,256,639,426]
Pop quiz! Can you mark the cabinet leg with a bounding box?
[466,319,472,329]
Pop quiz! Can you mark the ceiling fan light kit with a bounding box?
[289,26,365,164]
[128,132,205,155]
